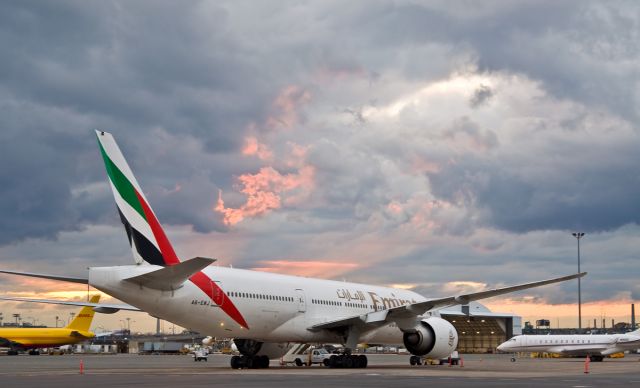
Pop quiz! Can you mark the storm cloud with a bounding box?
[1,1,639,327]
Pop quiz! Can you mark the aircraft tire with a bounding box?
[259,355,270,368]
[230,355,242,369]
[343,355,354,368]
[358,355,368,368]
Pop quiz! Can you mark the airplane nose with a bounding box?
[497,343,505,352]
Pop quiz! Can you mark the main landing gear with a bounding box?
[230,355,270,369]
[326,354,368,368]
[230,339,270,369]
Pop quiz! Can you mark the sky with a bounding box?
[0,0,639,333]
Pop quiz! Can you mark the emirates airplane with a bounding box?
[0,130,584,369]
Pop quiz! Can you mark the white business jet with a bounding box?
[497,330,640,361]
[0,130,584,369]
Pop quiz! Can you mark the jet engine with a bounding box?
[402,317,458,359]
[232,339,291,359]
[256,342,291,359]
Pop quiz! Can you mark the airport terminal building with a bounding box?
[436,302,521,353]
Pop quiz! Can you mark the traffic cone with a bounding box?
[448,356,452,367]
[460,355,464,367]
[584,355,590,374]
[80,359,84,375]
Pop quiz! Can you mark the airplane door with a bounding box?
[210,280,225,307]
[295,289,306,312]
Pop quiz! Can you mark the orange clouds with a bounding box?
[242,136,273,160]
[216,84,315,226]
[215,165,315,226]
[266,85,311,130]
[485,299,637,328]
[251,260,359,278]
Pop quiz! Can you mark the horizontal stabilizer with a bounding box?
[123,256,216,291]
[0,270,88,284]
[0,296,140,313]
[70,331,93,338]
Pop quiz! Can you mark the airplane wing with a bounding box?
[0,296,140,313]
[69,331,94,339]
[548,345,608,355]
[0,337,21,348]
[0,270,88,284]
[310,272,586,331]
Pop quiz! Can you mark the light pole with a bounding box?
[572,232,585,331]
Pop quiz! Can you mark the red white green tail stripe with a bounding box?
[97,130,179,266]
[95,130,248,328]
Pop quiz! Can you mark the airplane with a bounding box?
[497,330,640,362]
[0,295,100,355]
[0,130,585,368]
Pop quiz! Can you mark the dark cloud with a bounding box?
[469,84,494,108]
[0,1,639,322]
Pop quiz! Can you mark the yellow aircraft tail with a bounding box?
[65,295,100,332]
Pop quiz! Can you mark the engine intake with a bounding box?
[402,317,458,359]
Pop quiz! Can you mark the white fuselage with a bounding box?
[497,333,640,356]
[89,264,432,344]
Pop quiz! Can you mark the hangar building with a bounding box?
[436,302,521,353]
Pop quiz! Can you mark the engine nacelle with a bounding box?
[402,317,458,359]
[232,339,291,359]
[256,342,291,359]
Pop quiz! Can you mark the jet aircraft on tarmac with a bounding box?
[0,131,585,368]
[0,295,100,355]
[497,330,640,361]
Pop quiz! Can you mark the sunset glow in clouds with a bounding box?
[215,164,315,226]
[1,1,640,332]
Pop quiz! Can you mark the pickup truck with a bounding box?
[283,347,331,366]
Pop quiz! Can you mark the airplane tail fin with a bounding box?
[65,295,100,331]
[96,130,180,267]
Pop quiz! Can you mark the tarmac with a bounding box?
[1,353,640,387]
